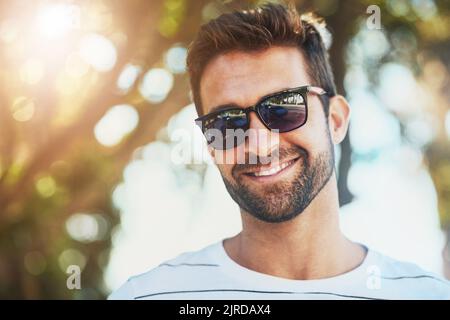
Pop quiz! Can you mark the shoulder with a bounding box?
[108,241,222,300]
[369,249,450,299]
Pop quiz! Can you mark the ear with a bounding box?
[327,95,351,145]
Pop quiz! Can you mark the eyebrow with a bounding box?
[208,86,292,114]
[209,103,244,114]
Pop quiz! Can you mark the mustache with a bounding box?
[232,146,309,177]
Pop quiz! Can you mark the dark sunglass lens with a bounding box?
[258,92,306,132]
[203,110,248,149]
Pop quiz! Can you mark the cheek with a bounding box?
[214,145,246,181]
[216,163,234,180]
[213,144,246,165]
[281,115,331,154]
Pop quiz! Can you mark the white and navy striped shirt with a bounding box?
[109,240,450,300]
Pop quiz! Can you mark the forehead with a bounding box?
[200,46,310,114]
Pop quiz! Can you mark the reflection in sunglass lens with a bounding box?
[204,109,248,149]
[258,92,306,133]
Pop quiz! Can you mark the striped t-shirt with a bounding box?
[108,240,450,300]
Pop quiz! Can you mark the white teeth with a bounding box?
[252,160,293,177]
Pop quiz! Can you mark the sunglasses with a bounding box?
[195,85,327,150]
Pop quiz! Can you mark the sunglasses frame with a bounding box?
[195,85,329,150]
[195,85,327,149]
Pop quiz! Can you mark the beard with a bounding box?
[220,135,335,223]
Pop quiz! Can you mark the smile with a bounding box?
[244,157,300,178]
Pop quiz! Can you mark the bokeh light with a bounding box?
[164,46,187,74]
[386,0,411,17]
[66,213,108,243]
[24,251,47,276]
[11,97,35,122]
[58,249,87,272]
[405,116,437,147]
[94,104,139,147]
[349,91,401,154]
[378,63,422,115]
[35,4,80,39]
[117,64,141,92]
[35,176,57,198]
[139,68,174,103]
[79,33,117,72]
[411,0,437,20]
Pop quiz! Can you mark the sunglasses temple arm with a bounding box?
[308,86,327,95]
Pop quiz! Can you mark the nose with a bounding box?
[246,112,279,159]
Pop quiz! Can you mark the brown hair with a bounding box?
[186,2,336,117]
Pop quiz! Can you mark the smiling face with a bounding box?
[200,46,336,223]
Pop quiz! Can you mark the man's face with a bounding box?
[200,46,335,223]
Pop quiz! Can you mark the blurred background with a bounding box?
[0,0,449,299]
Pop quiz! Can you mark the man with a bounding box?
[109,3,450,299]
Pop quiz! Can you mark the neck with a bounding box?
[223,172,366,280]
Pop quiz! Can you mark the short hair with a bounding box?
[186,2,337,117]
